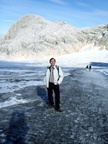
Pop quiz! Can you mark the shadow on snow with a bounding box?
[36,86,49,105]
[4,110,29,144]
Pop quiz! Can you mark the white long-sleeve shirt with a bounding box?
[44,65,64,88]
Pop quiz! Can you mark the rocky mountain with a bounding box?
[0,14,108,61]
[81,25,108,51]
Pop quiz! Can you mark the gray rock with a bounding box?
[0,14,108,60]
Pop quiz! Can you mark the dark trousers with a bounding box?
[47,82,60,110]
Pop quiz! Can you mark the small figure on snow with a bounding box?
[86,64,91,71]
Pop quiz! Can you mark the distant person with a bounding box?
[89,65,91,71]
[44,58,64,112]
[86,64,91,71]
[86,65,88,69]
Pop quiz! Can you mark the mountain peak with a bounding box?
[0,14,108,61]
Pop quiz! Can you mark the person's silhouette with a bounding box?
[4,110,28,144]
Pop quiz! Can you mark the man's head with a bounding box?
[49,58,56,67]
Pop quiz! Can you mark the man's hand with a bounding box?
[56,81,59,85]
[44,85,47,90]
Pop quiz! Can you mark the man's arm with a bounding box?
[58,67,64,84]
[43,68,49,89]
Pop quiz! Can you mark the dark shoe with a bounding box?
[55,109,63,112]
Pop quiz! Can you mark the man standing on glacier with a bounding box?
[44,58,64,112]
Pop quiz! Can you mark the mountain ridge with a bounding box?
[0,14,108,61]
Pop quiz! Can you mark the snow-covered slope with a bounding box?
[0,14,108,61]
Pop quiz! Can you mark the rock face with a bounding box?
[0,14,108,60]
[81,25,108,51]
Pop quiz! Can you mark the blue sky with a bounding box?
[0,0,108,35]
